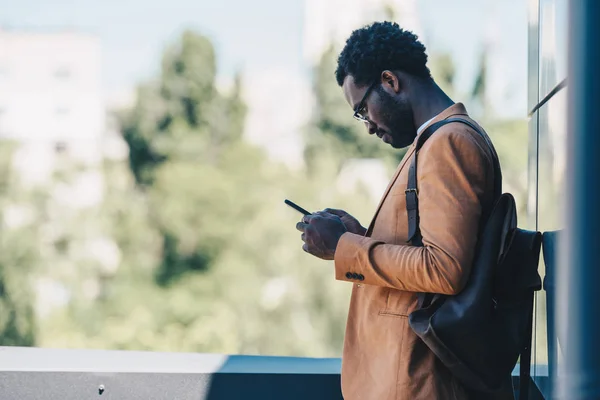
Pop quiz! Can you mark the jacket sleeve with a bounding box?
[333,128,490,295]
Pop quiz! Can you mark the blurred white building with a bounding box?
[242,68,311,170]
[0,29,120,317]
[0,29,105,203]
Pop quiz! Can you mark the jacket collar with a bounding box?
[414,102,469,141]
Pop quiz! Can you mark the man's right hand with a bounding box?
[323,208,367,236]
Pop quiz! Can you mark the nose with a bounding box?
[366,120,378,135]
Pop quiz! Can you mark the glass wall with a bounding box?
[528,0,567,397]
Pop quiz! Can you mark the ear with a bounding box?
[380,70,401,93]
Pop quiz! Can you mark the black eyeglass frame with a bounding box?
[353,81,379,122]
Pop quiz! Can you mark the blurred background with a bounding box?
[0,0,530,357]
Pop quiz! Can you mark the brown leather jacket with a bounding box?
[334,104,513,399]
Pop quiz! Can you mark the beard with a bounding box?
[376,87,417,148]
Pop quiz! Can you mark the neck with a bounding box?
[410,80,455,128]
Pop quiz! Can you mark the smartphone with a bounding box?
[284,199,311,216]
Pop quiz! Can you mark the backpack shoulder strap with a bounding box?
[406,117,501,245]
[406,118,537,398]
[405,120,449,245]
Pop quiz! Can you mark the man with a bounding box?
[296,22,508,399]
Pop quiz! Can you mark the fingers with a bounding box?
[297,215,315,230]
[296,221,308,232]
[296,213,323,232]
[300,213,323,225]
[323,208,346,217]
[301,213,316,223]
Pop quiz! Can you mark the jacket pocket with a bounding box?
[379,288,417,317]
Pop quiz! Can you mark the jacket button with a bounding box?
[345,272,353,279]
[358,274,365,281]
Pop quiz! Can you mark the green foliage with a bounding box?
[0,226,38,346]
[119,30,255,285]
[121,30,245,187]
[469,50,489,118]
[429,53,457,97]
[40,146,372,356]
[35,30,376,357]
[0,142,38,346]
[484,118,529,222]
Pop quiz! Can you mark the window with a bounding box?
[55,107,70,116]
[54,141,68,154]
[528,0,568,397]
[54,67,72,80]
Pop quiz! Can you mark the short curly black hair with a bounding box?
[335,21,431,87]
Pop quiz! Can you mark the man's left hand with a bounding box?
[296,211,347,260]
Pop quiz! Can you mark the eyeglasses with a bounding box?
[353,82,378,122]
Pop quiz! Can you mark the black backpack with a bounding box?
[405,118,543,398]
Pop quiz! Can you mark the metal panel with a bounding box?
[557,0,600,398]
[533,87,568,399]
[528,1,543,396]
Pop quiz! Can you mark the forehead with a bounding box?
[342,75,369,109]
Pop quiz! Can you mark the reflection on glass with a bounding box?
[539,0,568,100]
[528,0,540,111]
[533,87,567,398]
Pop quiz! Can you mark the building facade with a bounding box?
[0,29,104,191]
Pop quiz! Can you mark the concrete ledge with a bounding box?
[0,346,341,374]
[0,371,344,400]
[0,347,546,399]
[0,347,343,400]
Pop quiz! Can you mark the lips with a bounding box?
[373,129,391,144]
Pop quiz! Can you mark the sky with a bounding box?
[1,0,528,117]
[1,0,304,95]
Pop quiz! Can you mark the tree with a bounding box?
[470,50,489,119]
[0,142,39,346]
[429,53,457,98]
[36,29,376,358]
[120,30,252,285]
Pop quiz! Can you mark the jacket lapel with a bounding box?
[365,144,416,236]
